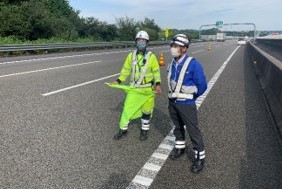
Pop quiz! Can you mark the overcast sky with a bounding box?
[69,0,281,31]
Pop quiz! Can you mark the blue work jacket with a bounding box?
[169,54,207,104]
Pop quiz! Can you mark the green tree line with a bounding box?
[0,0,203,44]
[1,1,261,44]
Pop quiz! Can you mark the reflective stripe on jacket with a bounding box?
[118,50,161,87]
[168,54,207,104]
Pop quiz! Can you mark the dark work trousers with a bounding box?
[168,99,205,152]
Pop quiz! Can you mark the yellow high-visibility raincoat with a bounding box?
[110,50,161,129]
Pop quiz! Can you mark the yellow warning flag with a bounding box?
[106,83,155,127]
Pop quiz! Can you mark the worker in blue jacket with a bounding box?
[167,34,207,173]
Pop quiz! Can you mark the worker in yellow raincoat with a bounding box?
[109,30,161,141]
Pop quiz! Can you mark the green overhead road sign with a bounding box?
[199,22,256,41]
[216,21,223,26]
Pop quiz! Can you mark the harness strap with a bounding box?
[130,50,138,85]
[174,57,193,94]
[131,50,152,87]
[136,51,152,85]
[168,56,195,99]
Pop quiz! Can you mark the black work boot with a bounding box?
[114,129,127,140]
[169,148,185,160]
[191,159,205,173]
[139,130,148,141]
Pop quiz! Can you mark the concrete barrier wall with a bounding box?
[256,38,282,48]
[247,43,282,140]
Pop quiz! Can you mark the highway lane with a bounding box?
[1,41,280,188]
[0,41,236,189]
[151,44,282,189]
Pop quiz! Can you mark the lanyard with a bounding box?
[136,54,145,72]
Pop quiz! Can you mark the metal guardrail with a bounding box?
[0,41,169,52]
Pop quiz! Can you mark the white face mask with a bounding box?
[137,41,147,49]
[170,47,181,57]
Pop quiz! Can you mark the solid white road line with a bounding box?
[159,143,174,150]
[0,61,101,78]
[151,153,168,160]
[41,73,120,96]
[131,176,153,187]
[164,135,175,141]
[143,163,161,172]
[126,45,241,189]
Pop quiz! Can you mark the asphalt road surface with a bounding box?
[0,41,281,189]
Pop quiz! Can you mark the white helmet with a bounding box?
[135,30,149,41]
[170,34,189,47]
